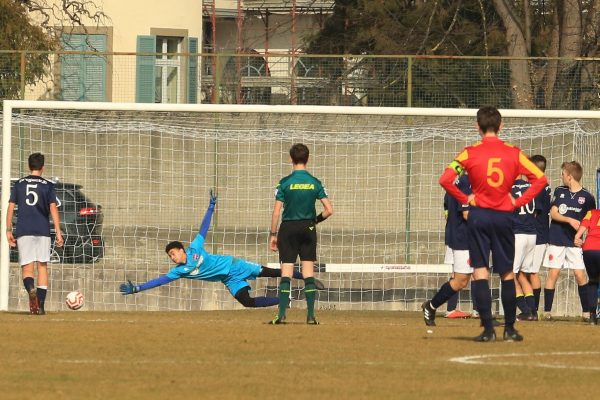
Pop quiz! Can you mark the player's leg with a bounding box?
[300,222,319,325]
[583,250,600,325]
[467,208,498,341]
[36,262,49,315]
[566,247,590,321]
[258,266,325,289]
[543,245,566,320]
[17,236,40,315]
[233,287,279,308]
[271,221,297,324]
[529,244,546,319]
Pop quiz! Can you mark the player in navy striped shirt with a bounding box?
[543,161,596,321]
[6,153,64,315]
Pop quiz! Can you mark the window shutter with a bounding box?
[187,37,198,104]
[60,34,85,100]
[136,35,156,103]
[82,35,107,101]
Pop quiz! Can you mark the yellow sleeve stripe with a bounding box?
[519,153,544,178]
[584,211,592,221]
[455,149,468,163]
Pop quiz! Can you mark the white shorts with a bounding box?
[513,234,536,273]
[443,246,453,265]
[17,235,51,266]
[444,246,472,274]
[524,244,546,274]
[543,245,585,270]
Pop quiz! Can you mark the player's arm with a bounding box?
[574,211,592,247]
[50,202,64,247]
[119,274,176,295]
[550,205,580,230]
[514,153,548,208]
[269,200,283,252]
[5,202,16,247]
[315,197,333,224]
[198,189,217,239]
[439,156,470,205]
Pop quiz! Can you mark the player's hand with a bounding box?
[467,194,476,206]
[574,237,584,247]
[120,280,140,295]
[6,231,16,248]
[209,188,217,207]
[568,218,580,230]
[55,232,64,247]
[269,235,278,252]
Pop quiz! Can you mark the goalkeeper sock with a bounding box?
[255,297,279,307]
[23,277,35,293]
[472,279,493,331]
[277,278,291,319]
[304,277,317,320]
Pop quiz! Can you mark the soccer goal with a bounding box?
[2,100,600,316]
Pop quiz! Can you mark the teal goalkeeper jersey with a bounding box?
[275,169,327,221]
[166,234,234,282]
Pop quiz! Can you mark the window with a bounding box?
[136,35,198,104]
[60,34,107,101]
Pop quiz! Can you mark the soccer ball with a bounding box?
[65,291,84,310]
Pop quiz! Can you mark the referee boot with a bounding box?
[28,288,40,315]
[503,326,524,342]
[268,315,286,325]
[314,278,326,290]
[421,301,436,327]
[306,317,320,325]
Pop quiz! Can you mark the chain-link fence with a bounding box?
[1,50,600,109]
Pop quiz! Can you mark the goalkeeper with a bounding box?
[120,190,322,307]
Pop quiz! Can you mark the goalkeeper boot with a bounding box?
[473,329,496,342]
[421,301,436,326]
[503,326,524,342]
[268,315,286,325]
[28,288,40,315]
[307,317,320,325]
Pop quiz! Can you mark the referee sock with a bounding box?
[431,281,458,309]
[544,288,555,312]
[472,279,493,331]
[501,279,517,328]
[23,277,35,293]
[533,288,542,312]
[577,284,590,313]
[304,277,317,320]
[277,278,291,320]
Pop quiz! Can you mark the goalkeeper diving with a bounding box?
[119,190,324,307]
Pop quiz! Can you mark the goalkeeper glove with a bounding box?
[120,280,140,295]
[209,188,217,208]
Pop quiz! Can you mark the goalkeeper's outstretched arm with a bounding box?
[120,275,176,295]
[198,189,217,239]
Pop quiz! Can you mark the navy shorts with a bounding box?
[467,207,515,274]
[583,250,600,281]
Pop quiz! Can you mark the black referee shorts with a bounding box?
[278,220,317,263]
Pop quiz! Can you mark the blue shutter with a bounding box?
[187,37,198,104]
[82,35,107,101]
[136,36,156,103]
[60,34,85,100]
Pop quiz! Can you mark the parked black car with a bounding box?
[4,179,104,263]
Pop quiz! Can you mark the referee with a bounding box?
[269,143,333,324]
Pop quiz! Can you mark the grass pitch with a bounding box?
[1,309,599,399]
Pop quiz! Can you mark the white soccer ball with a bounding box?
[65,290,84,310]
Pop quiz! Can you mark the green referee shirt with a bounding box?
[275,170,328,221]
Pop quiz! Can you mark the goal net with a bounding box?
[2,101,599,316]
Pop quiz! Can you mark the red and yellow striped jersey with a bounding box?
[439,136,547,212]
[581,210,600,251]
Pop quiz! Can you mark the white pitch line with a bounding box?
[449,351,600,371]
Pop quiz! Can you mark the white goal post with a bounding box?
[2,100,600,314]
